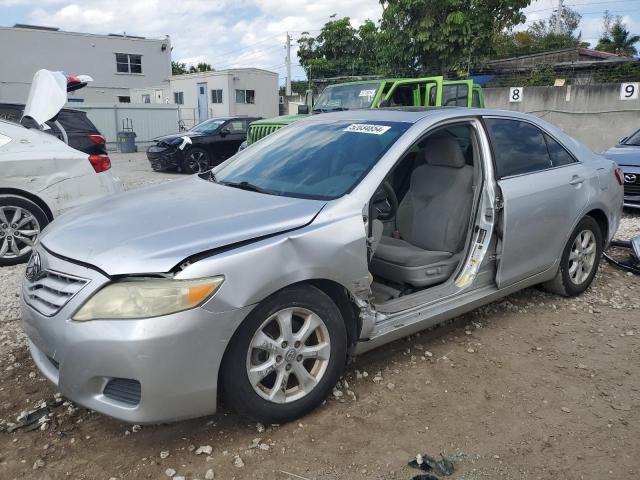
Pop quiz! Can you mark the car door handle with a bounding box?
[569,175,585,185]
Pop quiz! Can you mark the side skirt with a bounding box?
[354,263,557,355]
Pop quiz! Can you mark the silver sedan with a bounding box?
[21,108,623,424]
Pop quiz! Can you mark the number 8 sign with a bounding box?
[509,87,523,103]
[620,83,639,100]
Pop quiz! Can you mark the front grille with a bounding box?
[247,124,284,144]
[103,378,141,406]
[24,270,89,316]
[624,183,640,197]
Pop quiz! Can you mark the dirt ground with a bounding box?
[0,153,639,480]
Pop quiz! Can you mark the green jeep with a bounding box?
[245,76,484,147]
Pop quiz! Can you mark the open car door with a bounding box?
[441,80,475,107]
[377,77,444,108]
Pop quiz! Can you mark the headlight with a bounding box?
[73,276,224,321]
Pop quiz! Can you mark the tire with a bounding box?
[181,147,210,174]
[542,216,602,297]
[220,284,347,423]
[0,195,49,266]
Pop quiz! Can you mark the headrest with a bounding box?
[422,136,467,168]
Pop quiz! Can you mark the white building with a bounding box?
[161,69,279,128]
[0,24,172,103]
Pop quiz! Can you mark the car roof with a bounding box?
[0,101,85,115]
[301,107,542,125]
[206,116,261,121]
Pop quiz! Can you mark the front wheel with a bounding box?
[0,195,49,266]
[220,284,347,423]
[181,147,209,174]
[542,216,602,297]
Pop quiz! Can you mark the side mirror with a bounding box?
[219,128,230,137]
[297,104,309,114]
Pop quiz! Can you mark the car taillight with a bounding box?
[88,134,106,145]
[89,154,111,173]
[614,167,624,186]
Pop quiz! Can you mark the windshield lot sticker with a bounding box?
[359,89,376,99]
[344,124,391,135]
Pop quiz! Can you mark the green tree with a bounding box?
[297,17,380,79]
[189,62,214,73]
[377,0,531,76]
[494,6,587,58]
[171,61,188,75]
[596,12,639,57]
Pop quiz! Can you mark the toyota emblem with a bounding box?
[624,173,637,183]
[25,252,42,282]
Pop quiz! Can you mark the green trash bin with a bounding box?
[118,131,137,153]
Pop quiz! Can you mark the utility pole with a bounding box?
[555,0,563,35]
[285,32,292,96]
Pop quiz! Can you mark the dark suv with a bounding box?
[147,116,261,173]
[0,102,107,156]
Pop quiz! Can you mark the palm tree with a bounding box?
[596,18,640,57]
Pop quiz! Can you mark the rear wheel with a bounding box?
[220,284,347,423]
[542,216,602,297]
[0,195,49,266]
[181,147,209,174]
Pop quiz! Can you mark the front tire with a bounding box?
[542,216,602,297]
[220,284,347,423]
[0,195,49,266]
[181,147,209,174]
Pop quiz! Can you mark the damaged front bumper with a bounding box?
[146,144,182,171]
[21,246,253,424]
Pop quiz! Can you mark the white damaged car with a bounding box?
[0,70,123,266]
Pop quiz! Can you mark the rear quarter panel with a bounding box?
[0,123,122,217]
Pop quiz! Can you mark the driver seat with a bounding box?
[370,136,474,288]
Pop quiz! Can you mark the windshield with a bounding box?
[191,119,226,134]
[213,119,410,200]
[313,82,381,113]
[622,129,640,146]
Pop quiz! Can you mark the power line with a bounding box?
[526,0,631,14]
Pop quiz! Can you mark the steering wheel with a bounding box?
[371,181,398,222]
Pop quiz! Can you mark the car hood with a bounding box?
[603,145,640,167]
[40,176,326,276]
[154,132,206,144]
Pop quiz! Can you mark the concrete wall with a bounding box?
[67,102,179,150]
[483,83,640,152]
[169,69,279,129]
[0,26,171,103]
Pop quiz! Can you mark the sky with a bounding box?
[0,0,639,84]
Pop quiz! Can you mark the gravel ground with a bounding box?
[1,152,639,479]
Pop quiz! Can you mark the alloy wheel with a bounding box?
[0,206,40,260]
[568,229,597,285]
[246,307,331,403]
[187,151,208,172]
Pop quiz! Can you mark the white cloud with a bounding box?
[10,0,382,81]
[4,0,637,82]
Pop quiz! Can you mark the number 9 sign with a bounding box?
[620,83,639,100]
[509,87,523,103]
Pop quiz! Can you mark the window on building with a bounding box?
[118,96,131,103]
[211,89,223,103]
[115,53,142,74]
[235,89,255,104]
[173,92,184,105]
[485,118,553,178]
[141,94,151,104]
